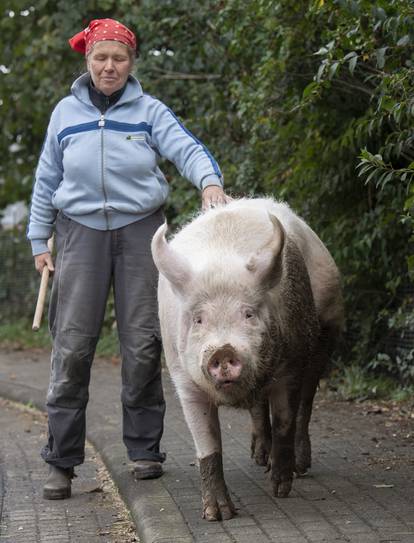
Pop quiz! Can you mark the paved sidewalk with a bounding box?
[0,398,137,543]
[0,348,413,543]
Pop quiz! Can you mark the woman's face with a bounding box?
[87,40,133,96]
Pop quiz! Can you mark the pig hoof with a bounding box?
[251,442,270,466]
[273,479,292,498]
[200,453,236,521]
[202,499,236,521]
[220,503,236,521]
[295,461,310,477]
[203,505,221,522]
[255,451,269,466]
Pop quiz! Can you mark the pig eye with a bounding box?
[193,315,203,325]
[245,311,254,319]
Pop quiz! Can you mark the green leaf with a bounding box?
[316,61,327,81]
[349,54,358,74]
[302,81,319,99]
[343,51,357,61]
[407,255,414,273]
[397,35,410,47]
[376,47,387,69]
[365,169,380,185]
[326,40,335,51]
[404,194,414,211]
[329,61,340,79]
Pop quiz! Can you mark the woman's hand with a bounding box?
[34,252,55,275]
[202,185,232,211]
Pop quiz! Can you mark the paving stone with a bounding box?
[0,398,137,543]
[1,350,413,543]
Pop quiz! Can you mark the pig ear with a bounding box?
[245,213,285,289]
[151,222,192,297]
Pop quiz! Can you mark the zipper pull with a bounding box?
[98,114,105,127]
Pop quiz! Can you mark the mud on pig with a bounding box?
[151,197,344,521]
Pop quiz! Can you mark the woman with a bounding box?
[28,18,230,500]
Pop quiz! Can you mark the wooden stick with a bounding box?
[32,236,54,331]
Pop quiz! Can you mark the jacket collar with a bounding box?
[71,72,143,108]
[88,79,126,113]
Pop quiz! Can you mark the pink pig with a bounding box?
[151,197,344,521]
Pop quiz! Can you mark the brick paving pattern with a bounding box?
[161,386,414,543]
[0,398,137,543]
[0,349,413,543]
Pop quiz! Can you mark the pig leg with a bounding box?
[250,398,272,466]
[270,377,301,498]
[295,325,337,475]
[200,451,236,521]
[177,386,236,521]
[294,367,319,475]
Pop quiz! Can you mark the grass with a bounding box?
[95,328,120,358]
[0,318,120,358]
[0,319,52,350]
[329,364,414,402]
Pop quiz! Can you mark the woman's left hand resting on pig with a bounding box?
[202,185,233,211]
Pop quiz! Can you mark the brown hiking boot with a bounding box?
[43,465,75,500]
[132,460,163,480]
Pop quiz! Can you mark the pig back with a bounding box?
[161,197,343,333]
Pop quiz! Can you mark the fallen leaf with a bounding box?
[85,485,103,493]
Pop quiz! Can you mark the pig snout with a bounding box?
[206,346,242,388]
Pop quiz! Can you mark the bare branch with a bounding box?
[149,67,221,80]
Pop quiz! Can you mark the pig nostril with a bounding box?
[211,359,220,369]
[229,358,241,367]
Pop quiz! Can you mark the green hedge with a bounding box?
[1,0,413,383]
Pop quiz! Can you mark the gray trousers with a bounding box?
[42,209,166,468]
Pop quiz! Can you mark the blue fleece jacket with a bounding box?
[28,73,223,255]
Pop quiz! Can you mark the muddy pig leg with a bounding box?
[178,384,236,521]
[294,368,320,476]
[269,376,301,498]
[250,397,272,466]
[295,325,338,475]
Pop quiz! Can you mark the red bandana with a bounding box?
[69,19,136,55]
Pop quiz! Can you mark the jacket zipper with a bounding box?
[99,114,109,228]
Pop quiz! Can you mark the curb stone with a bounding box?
[1,350,414,543]
[0,367,194,543]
